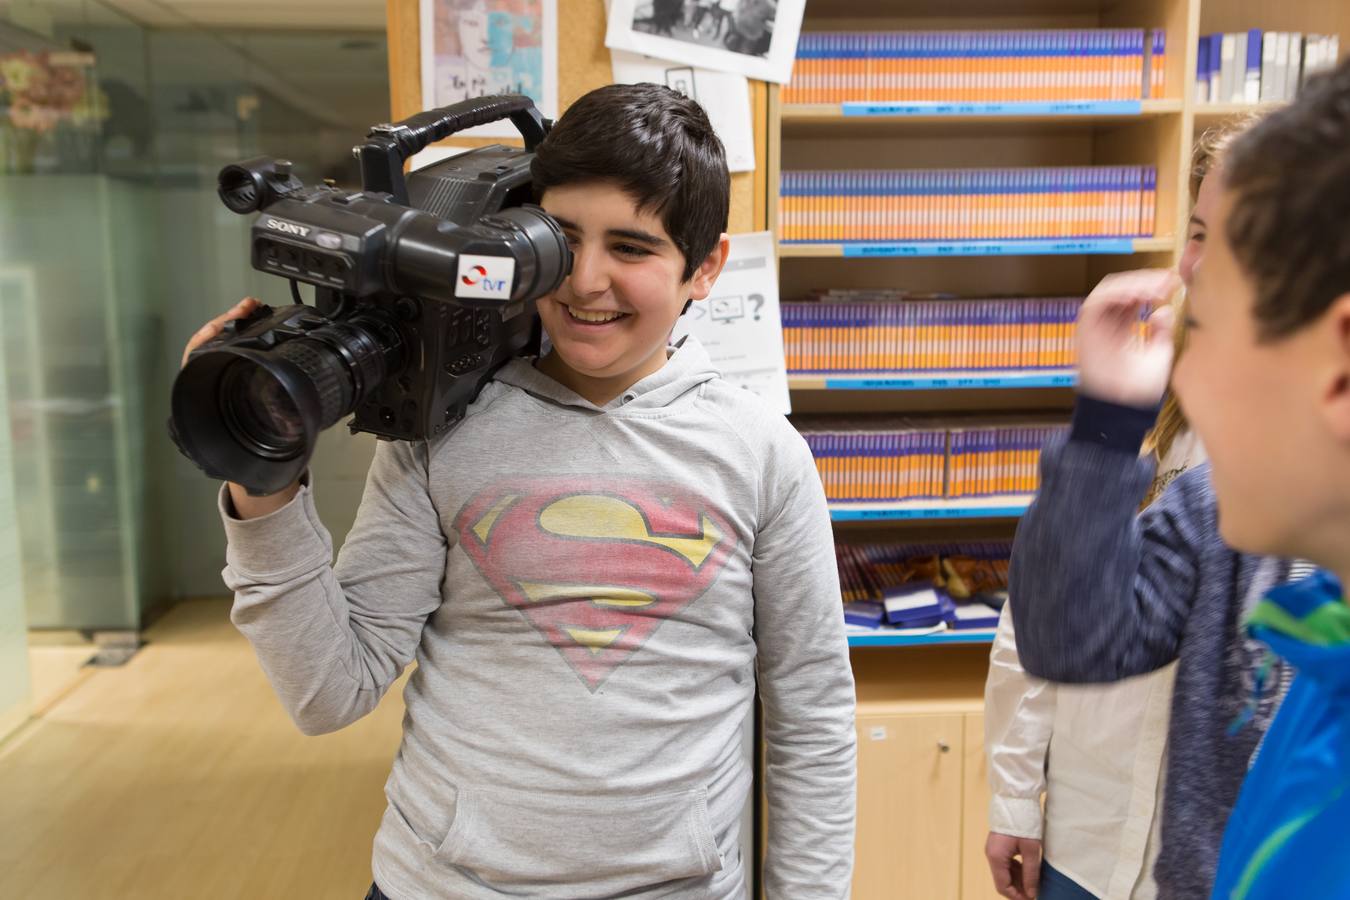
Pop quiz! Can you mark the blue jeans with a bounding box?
[1039,862,1100,900]
[363,884,392,900]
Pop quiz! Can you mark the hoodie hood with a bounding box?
[491,334,722,415]
[1248,569,1350,700]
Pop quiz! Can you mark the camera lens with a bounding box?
[171,309,404,495]
[219,360,306,459]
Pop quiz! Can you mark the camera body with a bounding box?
[171,96,571,495]
[233,146,551,442]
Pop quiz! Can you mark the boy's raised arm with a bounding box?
[222,437,446,735]
[1010,270,1201,683]
[752,436,857,899]
[1009,413,1205,682]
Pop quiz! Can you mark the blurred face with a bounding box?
[1172,184,1338,558]
[1179,167,1223,288]
[458,7,491,69]
[535,180,727,404]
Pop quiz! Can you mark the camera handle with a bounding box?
[354,95,550,206]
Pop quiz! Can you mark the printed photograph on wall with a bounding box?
[606,0,804,84]
[419,0,558,137]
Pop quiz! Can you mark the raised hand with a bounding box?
[1076,269,1181,408]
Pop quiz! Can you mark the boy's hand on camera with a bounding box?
[181,297,261,369]
[181,298,302,515]
[1076,269,1179,409]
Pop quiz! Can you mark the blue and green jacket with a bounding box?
[1211,569,1350,900]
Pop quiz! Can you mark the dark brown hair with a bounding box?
[531,83,730,281]
[1222,57,1350,340]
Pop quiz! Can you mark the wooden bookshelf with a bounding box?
[830,496,1033,522]
[789,370,1077,390]
[768,2,1344,897]
[849,629,997,648]
[778,236,1177,257]
[1196,0,1350,48]
[1189,3,1350,133]
[781,97,1184,126]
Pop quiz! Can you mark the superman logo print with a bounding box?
[454,479,737,691]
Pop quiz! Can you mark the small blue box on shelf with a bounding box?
[844,601,886,628]
[883,582,946,626]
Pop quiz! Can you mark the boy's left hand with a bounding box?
[1076,269,1180,409]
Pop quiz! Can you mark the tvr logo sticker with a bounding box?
[455,254,514,299]
[455,479,737,691]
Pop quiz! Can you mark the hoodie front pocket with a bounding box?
[436,783,722,894]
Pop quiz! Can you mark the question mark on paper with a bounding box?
[750,294,765,321]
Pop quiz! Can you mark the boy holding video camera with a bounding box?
[187,84,856,900]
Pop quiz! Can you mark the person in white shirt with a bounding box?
[984,420,1202,900]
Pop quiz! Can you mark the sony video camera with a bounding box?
[170,95,571,496]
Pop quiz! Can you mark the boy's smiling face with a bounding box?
[534,180,728,405]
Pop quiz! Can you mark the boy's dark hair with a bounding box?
[531,83,730,282]
[1223,57,1350,340]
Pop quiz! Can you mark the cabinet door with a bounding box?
[962,713,1003,900]
[853,713,964,899]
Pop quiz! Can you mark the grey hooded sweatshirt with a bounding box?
[219,335,857,900]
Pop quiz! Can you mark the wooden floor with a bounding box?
[0,598,406,899]
[27,641,96,715]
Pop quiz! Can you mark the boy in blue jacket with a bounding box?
[1177,58,1350,900]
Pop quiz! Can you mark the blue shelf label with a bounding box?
[847,632,996,647]
[823,373,1077,390]
[836,238,1136,258]
[841,100,1143,117]
[831,504,1028,522]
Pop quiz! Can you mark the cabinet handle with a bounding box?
[937,740,951,753]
